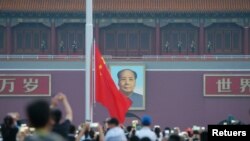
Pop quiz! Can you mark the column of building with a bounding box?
[6,19,12,54]
[244,26,249,55]
[50,19,56,55]
[199,19,205,55]
[155,19,160,55]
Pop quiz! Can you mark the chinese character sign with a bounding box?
[0,74,51,96]
[204,74,250,96]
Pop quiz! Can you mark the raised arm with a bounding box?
[53,92,73,122]
[58,92,73,122]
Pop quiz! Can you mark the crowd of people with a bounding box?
[0,92,209,141]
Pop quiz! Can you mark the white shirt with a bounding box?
[105,126,127,141]
[136,127,157,141]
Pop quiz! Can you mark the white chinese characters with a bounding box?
[216,77,250,94]
[0,78,39,93]
[23,78,39,93]
[0,79,15,93]
[216,78,232,93]
[240,78,250,93]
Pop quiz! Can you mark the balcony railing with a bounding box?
[0,55,250,61]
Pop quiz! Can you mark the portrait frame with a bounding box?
[109,64,146,110]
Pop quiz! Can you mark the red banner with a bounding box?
[0,74,51,96]
[204,74,250,96]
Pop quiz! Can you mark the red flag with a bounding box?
[95,45,132,123]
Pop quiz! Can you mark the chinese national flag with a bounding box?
[95,45,132,123]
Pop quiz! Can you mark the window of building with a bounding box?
[105,32,115,49]
[140,32,150,49]
[13,23,50,54]
[34,32,39,49]
[57,23,85,54]
[128,32,138,49]
[25,32,31,48]
[100,24,154,56]
[17,32,23,49]
[117,32,126,49]
[232,32,240,49]
[205,23,243,54]
[161,23,198,54]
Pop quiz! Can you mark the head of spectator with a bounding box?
[140,137,151,141]
[154,126,161,139]
[136,115,157,141]
[1,115,19,141]
[168,134,181,141]
[3,115,14,128]
[200,131,208,141]
[141,115,152,126]
[162,127,171,138]
[129,135,140,141]
[7,112,20,126]
[50,109,62,124]
[26,100,51,129]
[192,130,200,141]
[103,117,111,132]
[105,117,127,141]
[185,128,193,138]
[107,117,119,129]
[179,132,189,141]
[25,99,65,141]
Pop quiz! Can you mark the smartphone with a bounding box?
[29,127,35,134]
[20,124,28,132]
[170,130,174,134]
[132,120,138,128]
[201,127,205,131]
[192,126,200,131]
[21,124,27,127]
[90,122,99,128]
[165,130,170,134]
[154,125,160,129]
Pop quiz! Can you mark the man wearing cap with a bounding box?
[136,115,157,141]
[104,117,127,141]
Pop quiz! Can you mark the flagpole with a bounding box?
[85,0,93,122]
[93,40,96,105]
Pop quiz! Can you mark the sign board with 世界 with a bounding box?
[203,74,250,97]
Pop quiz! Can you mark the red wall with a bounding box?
[0,71,249,130]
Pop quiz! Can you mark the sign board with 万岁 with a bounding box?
[203,74,250,97]
[0,74,51,96]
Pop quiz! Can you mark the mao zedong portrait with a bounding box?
[117,69,143,108]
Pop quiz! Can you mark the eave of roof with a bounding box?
[0,0,250,13]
